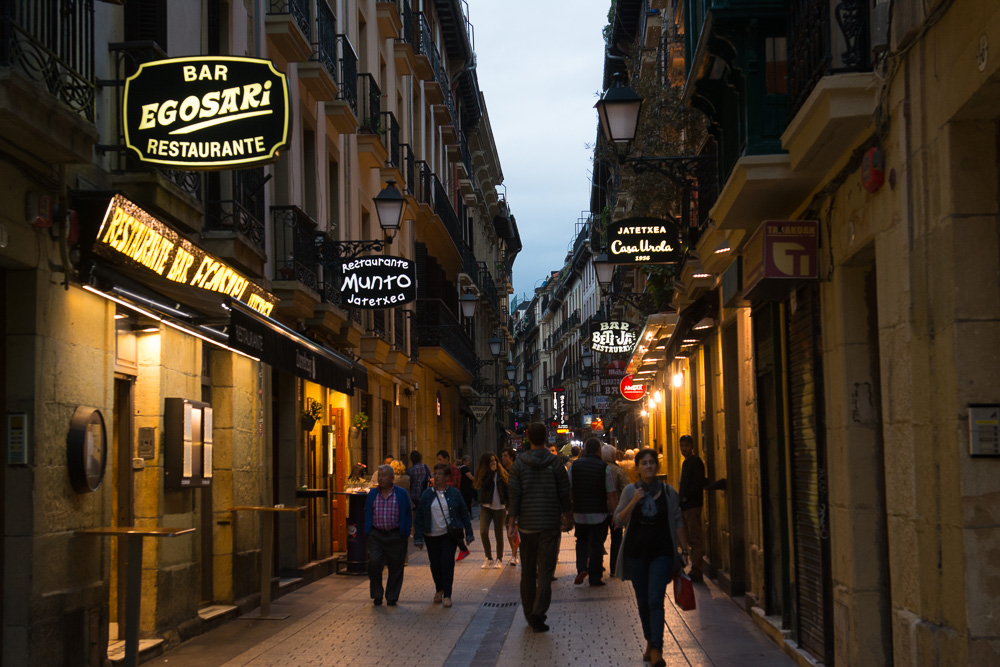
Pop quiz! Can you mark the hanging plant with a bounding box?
[352,411,369,431]
[301,398,323,431]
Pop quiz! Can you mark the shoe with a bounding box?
[481,558,493,569]
[531,622,550,633]
[387,600,397,607]
[373,598,382,606]
[456,550,470,562]
[574,571,587,585]
[493,559,504,569]
[589,580,606,587]
[649,648,665,667]
[442,597,452,608]
[508,557,517,566]
[642,642,651,661]
[434,591,443,603]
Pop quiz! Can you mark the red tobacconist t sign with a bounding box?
[620,375,647,402]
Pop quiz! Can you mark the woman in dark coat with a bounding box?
[414,463,474,607]
[473,452,508,568]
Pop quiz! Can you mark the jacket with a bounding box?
[570,455,610,515]
[507,448,572,532]
[413,485,473,546]
[363,485,413,539]
[478,470,509,507]
[613,481,683,580]
[679,454,707,509]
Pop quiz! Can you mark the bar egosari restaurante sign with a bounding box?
[338,256,417,308]
[591,321,637,354]
[94,195,278,317]
[606,216,682,264]
[124,56,290,169]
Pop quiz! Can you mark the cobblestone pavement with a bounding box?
[152,517,794,667]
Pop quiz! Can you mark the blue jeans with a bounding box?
[626,555,673,649]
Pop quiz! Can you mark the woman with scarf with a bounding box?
[414,463,474,607]
[473,452,508,569]
[613,449,683,667]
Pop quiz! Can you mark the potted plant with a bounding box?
[350,411,369,437]
[301,398,323,432]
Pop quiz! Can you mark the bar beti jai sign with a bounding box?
[94,195,278,317]
[124,56,290,169]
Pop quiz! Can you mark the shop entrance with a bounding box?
[111,376,135,636]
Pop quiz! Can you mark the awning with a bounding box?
[228,300,367,393]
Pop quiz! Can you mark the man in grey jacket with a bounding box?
[507,422,572,633]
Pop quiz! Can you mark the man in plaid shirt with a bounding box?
[364,465,412,606]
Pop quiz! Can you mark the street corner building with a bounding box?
[0,0,518,664]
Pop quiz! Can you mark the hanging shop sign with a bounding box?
[124,56,290,169]
[743,220,819,301]
[94,195,278,317]
[619,374,647,402]
[591,320,637,354]
[228,303,356,394]
[601,360,628,396]
[606,216,682,264]
[553,387,567,426]
[337,256,417,308]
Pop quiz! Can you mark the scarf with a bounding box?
[637,478,663,521]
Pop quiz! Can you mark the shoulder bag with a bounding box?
[434,491,465,542]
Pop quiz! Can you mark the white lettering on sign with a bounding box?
[296,350,316,378]
[609,239,675,257]
[137,82,274,134]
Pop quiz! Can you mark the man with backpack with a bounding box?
[507,422,573,633]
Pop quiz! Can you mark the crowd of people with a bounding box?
[363,426,712,667]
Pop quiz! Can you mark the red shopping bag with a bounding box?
[673,573,696,611]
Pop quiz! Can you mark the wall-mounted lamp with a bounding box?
[672,372,684,388]
[460,291,478,319]
[693,318,714,331]
[373,180,405,238]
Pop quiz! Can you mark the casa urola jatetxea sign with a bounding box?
[123,56,290,170]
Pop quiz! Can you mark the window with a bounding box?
[765,37,788,95]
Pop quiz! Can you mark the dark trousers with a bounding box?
[574,520,609,583]
[518,529,560,626]
[626,555,673,649]
[480,506,506,561]
[367,528,406,602]
[609,524,623,575]
[424,534,458,597]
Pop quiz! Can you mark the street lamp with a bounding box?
[594,76,643,145]
[518,383,527,400]
[594,253,615,288]
[506,364,516,382]
[460,291,478,319]
[581,347,593,370]
[489,334,502,358]
[373,180,405,236]
[528,402,536,416]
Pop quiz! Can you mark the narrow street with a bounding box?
[149,514,794,667]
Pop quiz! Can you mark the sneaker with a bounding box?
[481,558,493,569]
[433,591,443,603]
[493,559,504,569]
[442,597,452,608]
[456,550,470,562]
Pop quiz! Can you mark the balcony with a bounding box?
[272,205,320,319]
[325,35,359,134]
[356,74,387,169]
[412,12,436,82]
[416,298,475,385]
[300,0,339,101]
[393,0,415,76]
[476,262,501,317]
[310,233,362,348]
[266,0,312,63]
[376,0,403,39]
[0,0,97,163]
[203,168,268,277]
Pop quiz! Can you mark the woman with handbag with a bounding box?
[613,449,683,667]
[414,462,474,607]
[473,452,508,569]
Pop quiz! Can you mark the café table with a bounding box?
[229,505,306,620]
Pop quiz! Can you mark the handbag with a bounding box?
[673,572,696,611]
[434,492,465,542]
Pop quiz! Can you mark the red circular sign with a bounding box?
[619,374,647,401]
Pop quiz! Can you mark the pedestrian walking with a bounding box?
[436,450,471,561]
[678,434,707,582]
[602,443,629,577]
[473,452,508,569]
[569,438,618,587]
[406,450,431,509]
[507,422,573,633]
[613,449,683,667]
[413,463,474,608]
[500,447,520,566]
[363,465,412,607]
[459,455,476,517]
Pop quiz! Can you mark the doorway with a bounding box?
[111,377,135,636]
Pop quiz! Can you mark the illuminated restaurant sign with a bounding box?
[620,374,647,401]
[606,216,682,264]
[124,56,290,169]
[591,321,637,354]
[94,195,278,316]
[338,256,417,308]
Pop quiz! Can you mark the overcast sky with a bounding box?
[470,1,610,306]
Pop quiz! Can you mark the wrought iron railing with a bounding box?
[401,144,416,195]
[314,231,343,305]
[268,0,311,40]
[398,0,413,46]
[311,0,337,81]
[413,160,433,207]
[459,134,475,184]
[382,111,400,168]
[415,298,476,373]
[205,168,267,253]
[272,205,318,291]
[1,0,95,122]
[432,174,463,253]
[788,0,871,117]
[393,308,407,351]
[476,262,500,317]
[337,34,358,114]
[414,12,432,61]
[370,309,389,341]
[357,73,381,135]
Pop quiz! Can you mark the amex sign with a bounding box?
[124,56,290,169]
